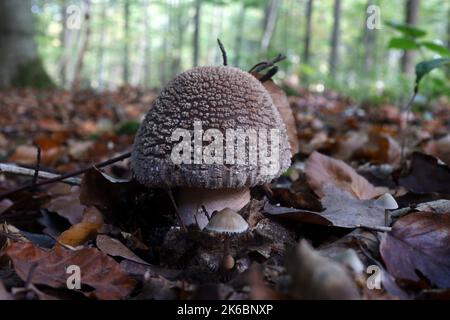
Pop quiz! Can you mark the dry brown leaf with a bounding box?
[7,241,136,299]
[96,234,149,265]
[9,145,61,166]
[257,75,299,155]
[380,212,450,288]
[57,207,103,246]
[305,151,386,199]
[44,186,85,225]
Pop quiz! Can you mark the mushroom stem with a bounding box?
[176,187,251,230]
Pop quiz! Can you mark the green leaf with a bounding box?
[388,37,419,50]
[421,41,450,56]
[415,58,450,86]
[386,21,427,38]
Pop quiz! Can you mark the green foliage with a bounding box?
[420,42,450,57]
[388,38,420,50]
[415,58,450,89]
[386,21,427,38]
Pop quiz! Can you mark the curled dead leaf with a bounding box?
[305,151,386,199]
[57,206,103,247]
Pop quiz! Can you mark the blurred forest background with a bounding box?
[1,0,449,105]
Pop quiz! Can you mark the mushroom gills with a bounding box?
[176,187,250,230]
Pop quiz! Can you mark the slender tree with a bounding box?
[0,0,53,87]
[329,0,342,79]
[233,3,247,67]
[260,0,281,56]
[72,0,91,90]
[363,0,377,72]
[59,0,68,87]
[302,0,313,65]
[143,0,152,87]
[123,0,130,84]
[97,0,107,89]
[193,0,202,66]
[401,0,420,74]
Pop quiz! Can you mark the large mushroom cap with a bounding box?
[131,66,291,188]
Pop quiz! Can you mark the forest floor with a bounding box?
[0,86,449,300]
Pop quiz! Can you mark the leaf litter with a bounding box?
[0,85,450,300]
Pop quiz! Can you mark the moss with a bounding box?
[11,59,55,88]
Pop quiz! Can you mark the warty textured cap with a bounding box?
[131,66,291,188]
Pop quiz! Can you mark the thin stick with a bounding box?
[0,151,131,200]
[201,205,210,221]
[0,164,81,185]
[248,53,286,73]
[32,146,41,187]
[165,188,187,232]
[259,66,279,83]
[217,39,227,66]
[356,224,392,232]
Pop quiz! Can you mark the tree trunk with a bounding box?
[123,0,130,84]
[363,0,377,73]
[401,0,420,74]
[59,0,68,87]
[329,0,341,79]
[143,1,152,87]
[233,4,246,67]
[97,1,107,89]
[192,0,202,67]
[260,0,281,56]
[302,0,314,65]
[72,0,91,90]
[0,0,53,88]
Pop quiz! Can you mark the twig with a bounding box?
[0,151,131,200]
[355,224,392,232]
[164,187,187,232]
[0,230,23,242]
[0,164,81,185]
[248,53,286,73]
[32,146,41,186]
[201,205,211,221]
[259,66,279,83]
[217,38,227,66]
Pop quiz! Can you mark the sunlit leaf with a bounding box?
[415,58,450,85]
[421,41,450,56]
[388,37,419,50]
[386,21,427,38]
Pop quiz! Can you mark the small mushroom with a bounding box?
[374,193,398,226]
[204,208,249,275]
[131,66,291,229]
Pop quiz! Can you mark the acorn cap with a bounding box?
[131,66,291,189]
[374,193,398,210]
[204,208,249,234]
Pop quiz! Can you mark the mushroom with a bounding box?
[204,207,249,274]
[131,66,291,229]
[374,193,398,226]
